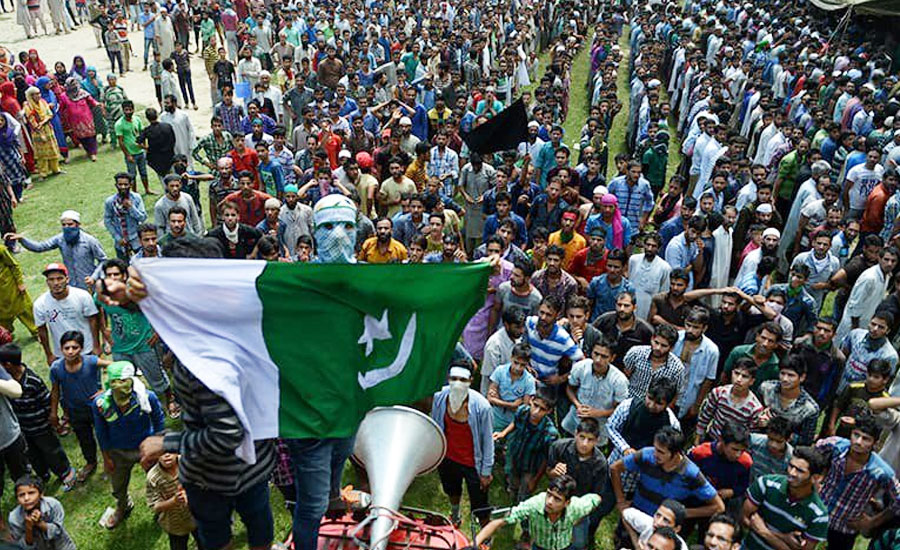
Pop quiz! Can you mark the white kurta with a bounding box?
[836,265,890,344]
[159,109,196,171]
[628,254,672,321]
[709,225,733,307]
[157,16,176,60]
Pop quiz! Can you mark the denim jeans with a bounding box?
[184,480,273,550]
[124,150,148,181]
[143,37,157,66]
[287,436,355,550]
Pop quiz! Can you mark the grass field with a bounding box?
[0,25,716,550]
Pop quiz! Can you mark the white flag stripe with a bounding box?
[134,258,280,463]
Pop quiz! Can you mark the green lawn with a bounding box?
[6,28,621,549]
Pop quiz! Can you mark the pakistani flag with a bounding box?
[134,258,489,462]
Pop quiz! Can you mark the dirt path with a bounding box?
[1,10,215,134]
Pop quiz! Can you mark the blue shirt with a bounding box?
[21,232,108,291]
[607,175,654,227]
[430,388,494,476]
[587,275,634,321]
[658,216,684,251]
[767,283,818,336]
[524,316,584,380]
[92,390,166,450]
[489,364,536,430]
[482,213,527,246]
[139,12,156,39]
[673,332,720,416]
[623,446,718,515]
[584,214,633,251]
[50,355,101,411]
[664,233,699,288]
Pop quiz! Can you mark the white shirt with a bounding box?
[480,327,518,395]
[33,288,98,355]
[628,253,671,321]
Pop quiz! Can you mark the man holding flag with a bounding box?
[106,194,488,549]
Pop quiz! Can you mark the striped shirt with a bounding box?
[817,436,900,533]
[505,492,601,550]
[146,463,195,536]
[623,446,718,516]
[524,316,584,380]
[623,346,685,400]
[8,367,53,437]
[749,433,793,484]
[162,360,275,497]
[696,384,763,441]
[745,475,828,550]
[607,175,654,227]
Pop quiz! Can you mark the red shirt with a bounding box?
[224,190,273,226]
[229,148,261,189]
[319,132,343,170]
[444,410,475,467]
[861,183,891,233]
[569,247,608,283]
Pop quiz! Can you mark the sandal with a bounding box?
[76,463,96,483]
[103,500,134,529]
[61,467,77,492]
[167,402,182,419]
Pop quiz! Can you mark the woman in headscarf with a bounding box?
[52,61,68,84]
[58,77,102,161]
[0,112,28,201]
[35,75,68,160]
[24,49,47,77]
[70,56,88,81]
[80,66,108,145]
[598,193,630,250]
[0,241,37,337]
[23,86,62,178]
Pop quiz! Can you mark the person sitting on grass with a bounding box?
[473,474,602,550]
[7,475,76,550]
[493,387,559,505]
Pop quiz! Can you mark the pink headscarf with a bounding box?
[600,194,624,249]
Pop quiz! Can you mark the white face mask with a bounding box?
[448,380,470,413]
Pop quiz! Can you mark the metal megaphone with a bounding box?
[352,406,447,550]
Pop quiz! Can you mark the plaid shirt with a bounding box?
[816,436,900,533]
[623,346,685,401]
[427,146,460,196]
[192,131,233,167]
[214,102,244,135]
[505,492,601,550]
[758,381,820,445]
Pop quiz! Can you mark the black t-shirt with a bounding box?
[651,293,691,328]
[213,60,235,89]
[139,122,176,172]
[706,310,749,374]
[593,312,653,368]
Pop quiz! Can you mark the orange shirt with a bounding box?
[357,237,408,264]
[548,230,587,271]
[860,183,891,234]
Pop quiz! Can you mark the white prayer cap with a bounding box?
[399,116,412,126]
[338,149,352,159]
[593,185,608,196]
[60,210,81,224]
[259,70,271,78]
[647,79,662,89]
[756,203,773,214]
[264,198,281,209]
[528,120,540,129]
[762,227,780,239]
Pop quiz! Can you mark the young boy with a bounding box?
[548,418,610,549]
[146,453,198,550]
[49,331,111,483]
[827,358,892,438]
[696,357,763,443]
[8,475,76,550]
[748,415,793,484]
[149,51,163,106]
[0,344,75,490]
[487,342,536,432]
[689,423,753,515]
[474,475,601,548]
[494,387,558,504]
[623,498,689,550]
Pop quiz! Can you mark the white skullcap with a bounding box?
[593,185,608,196]
[338,149,352,159]
[762,227,781,239]
[528,120,540,129]
[264,198,281,209]
[399,116,412,126]
[756,203,773,214]
[60,210,81,224]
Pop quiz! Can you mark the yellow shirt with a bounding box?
[357,237,408,263]
[405,158,428,191]
[548,230,586,271]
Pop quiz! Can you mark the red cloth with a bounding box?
[319,132,343,170]
[228,147,261,188]
[224,190,272,226]
[0,82,20,117]
[443,410,475,467]
[569,247,608,283]
[25,50,47,77]
[860,183,891,234]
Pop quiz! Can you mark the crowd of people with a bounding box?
[0,0,899,547]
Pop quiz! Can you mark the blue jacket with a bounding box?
[483,213,527,246]
[103,192,148,252]
[431,388,494,476]
[92,390,165,451]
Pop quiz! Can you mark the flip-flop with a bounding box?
[61,467,77,492]
[104,501,134,529]
[76,463,96,483]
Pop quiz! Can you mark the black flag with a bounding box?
[462,98,529,155]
